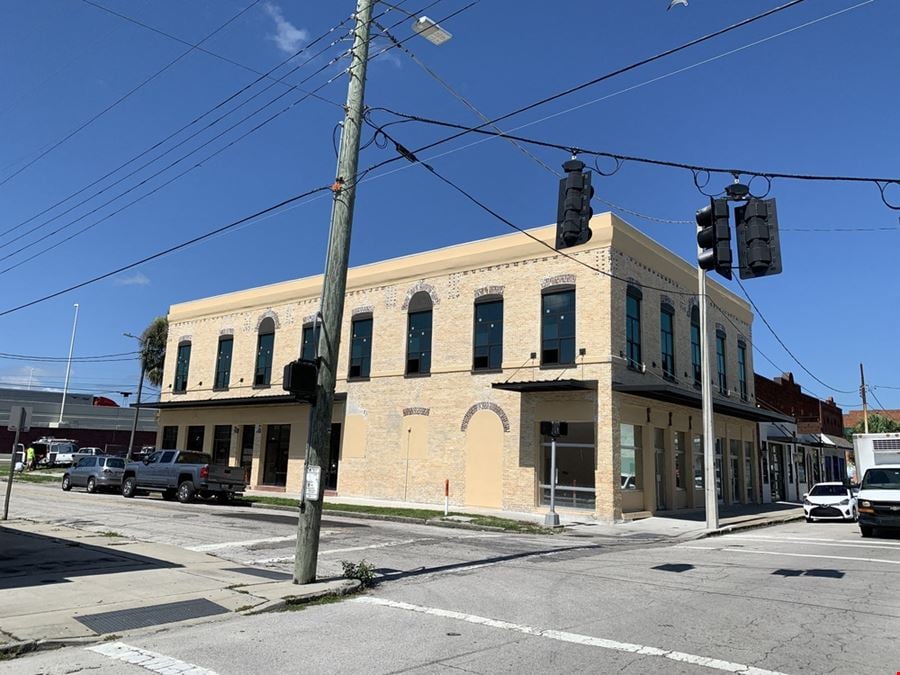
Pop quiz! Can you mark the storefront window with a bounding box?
[693,435,703,489]
[796,449,807,483]
[620,424,642,490]
[744,441,753,501]
[674,431,686,490]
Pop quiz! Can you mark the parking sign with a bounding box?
[7,406,32,432]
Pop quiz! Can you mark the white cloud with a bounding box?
[0,365,51,390]
[115,272,150,287]
[264,2,309,56]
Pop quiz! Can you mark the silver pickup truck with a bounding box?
[121,449,245,503]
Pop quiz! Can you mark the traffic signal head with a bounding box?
[283,359,318,402]
[555,160,594,250]
[734,198,782,279]
[696,198,733,280]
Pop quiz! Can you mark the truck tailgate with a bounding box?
[207,465,245,487]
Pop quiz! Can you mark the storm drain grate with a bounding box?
[75,598,228,634]
[224,567,292,580]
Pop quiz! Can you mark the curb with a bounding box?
[0,636,108,659]
[242,579,363,615]
[703,513,806,538]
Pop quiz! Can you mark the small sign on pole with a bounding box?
[304,465,322,501]
[7,406,32,433]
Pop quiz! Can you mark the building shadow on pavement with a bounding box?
[0,525,180,591]
[655,502,802,522]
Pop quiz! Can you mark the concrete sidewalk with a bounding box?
[0,520,356,655]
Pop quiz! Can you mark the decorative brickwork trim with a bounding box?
[178,335,192,344]
[352,305,374,317]
[256,309,280,331]
[402,407,430,417]
[401,282,439,310]
[219,327,234,336]
[541,274,575,290]
[460,401,511,433]
[474,285,504,299]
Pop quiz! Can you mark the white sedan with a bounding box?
[803,482,858,522]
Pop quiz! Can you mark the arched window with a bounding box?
[406,291,433,375]
[173,340,191,393]
[255,317,276,386]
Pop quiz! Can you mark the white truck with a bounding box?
[853,432,900,537]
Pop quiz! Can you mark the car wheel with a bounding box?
[162,489,177,501]
[61,475,71,491]
[215,492,233,503]
[177,481,195,504]
[860,525,874,538]
[86,477,97,494]
[805,516,812,523]
[122,477,136,498]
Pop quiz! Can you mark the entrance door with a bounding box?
[263,424,290,486]
[715,440,724,504]
[324,423,341,491]
[731,455,741,505]
[655,448,666,511]
[240,425,255,485]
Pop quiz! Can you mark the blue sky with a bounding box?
[0,0,897,411]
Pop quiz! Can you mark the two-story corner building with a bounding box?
[149,213,786,522]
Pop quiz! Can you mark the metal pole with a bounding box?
[3,407,26,520]
[294,0,372,585]
[127,363,145,462]
[859,362,869,434]
[544,434,560,527]
[58,303,80,425]
[698,266,718,530]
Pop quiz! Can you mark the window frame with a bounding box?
[300,322,318,362]
[406,292,433,377]
[348,314,373,380]
[173,341,191,393]
[660,302,675,380]
[254,319,276,387]
[472,295,504,372]
[715,329,727,395]
[213,336,233,391]
[625,286,642,370]
[690,305,701,386]
[541,285,576,368]
[737,339,748,401]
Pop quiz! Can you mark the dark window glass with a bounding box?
[106,458,125,469]
[473,299,503,371]
[716,332,727,395]
[625,290,641,368]
[161,426,178,449]
[186,426,205,453]
[160,451,176,463]
[690,306,701,385]
[738,342,748,401]
[240,425,255,468]
[176,452,212,464]
[255,331,275,386]
[301,324,317,361]
[213,425,231,465]
[263,424,291,486]
[541,288,575,366]
[349,317,373,379]
[214,337,233,390]
[406,310,433,374]
[660,305,675,379]
[174,342,191,393]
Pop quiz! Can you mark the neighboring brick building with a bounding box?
[843,409,900,433]
[150,214,785,522]
[755,372,844,436]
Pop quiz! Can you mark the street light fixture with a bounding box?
[411,16,452,45]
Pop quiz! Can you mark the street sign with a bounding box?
[7,406,32,432]
[304,465,321,501]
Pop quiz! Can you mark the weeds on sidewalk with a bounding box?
[341,559,376,587]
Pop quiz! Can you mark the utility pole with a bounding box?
[859,362,869,434]
[698,266,718,531]
[294,0,372,585]
[124,332,145,462]
[57,303,79,426]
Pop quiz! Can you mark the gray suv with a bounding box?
[62,456,126,493]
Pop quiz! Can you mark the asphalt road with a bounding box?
[3,483,899,674]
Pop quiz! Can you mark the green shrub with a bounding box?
[340,559,376,587]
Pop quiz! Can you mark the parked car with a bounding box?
[802,482,858,522]
[62,456,127,493]
[121,450,245,503]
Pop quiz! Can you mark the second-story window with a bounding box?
[716,329,727,395]
[660,302,675,380]
[738,339,748,401]
[473,296,503,371]
[173,341,191,393]
[541,287,575,366]
[254,317,275,386]
[214,336,233,390]
[406,291,433,375]
[300,322,318,361]
[625,286,642,369]
[349,315,373,379]
[690,305,701,386]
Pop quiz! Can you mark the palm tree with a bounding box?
[140,316,168,388]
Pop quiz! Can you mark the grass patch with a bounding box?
[280,593,348,612]
[0,466,62,484]
[98,531,121,538]
[240,496,552,534]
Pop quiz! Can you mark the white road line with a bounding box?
[721,535,900,550]
[683,546,900,565]
[87,641,215,675]
[352,597,788,675]
[245,538,423,565]
[186,535,296,552]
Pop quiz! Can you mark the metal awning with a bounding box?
[492,379,597,393]
[613,382,793,423]
[144,392,346,410]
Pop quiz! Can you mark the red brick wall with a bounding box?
[754,372,844,436]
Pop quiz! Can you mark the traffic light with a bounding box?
[555,159,594,250]
[696,197,732,280]
[734,198,782,279]
[283,359,318,402]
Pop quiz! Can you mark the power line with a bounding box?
[0,351,138,363]
[0,0,264,188]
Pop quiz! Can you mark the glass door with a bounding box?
[263,424,290,486]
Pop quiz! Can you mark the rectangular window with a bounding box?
[691,311,701,385]
[214,337,233,390]
[473,299,503,371]
[349,316,373,379]
[660,305,675,379]
[716,332,727,395]
[212,425,231,465]
[674,431,686,489]
[744,441,753,501]
[738,341,748,401]
[240,425,255,469]
[173,343,191,393]
[692,434,704,489]
[620,424,642,490]
[255,332,274,386]
[406,310,432,375]
[301,324,317,361]
[542,288,575,366]
[626,290,641,369]
[161,426,178,449]
[186,425,205,453]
